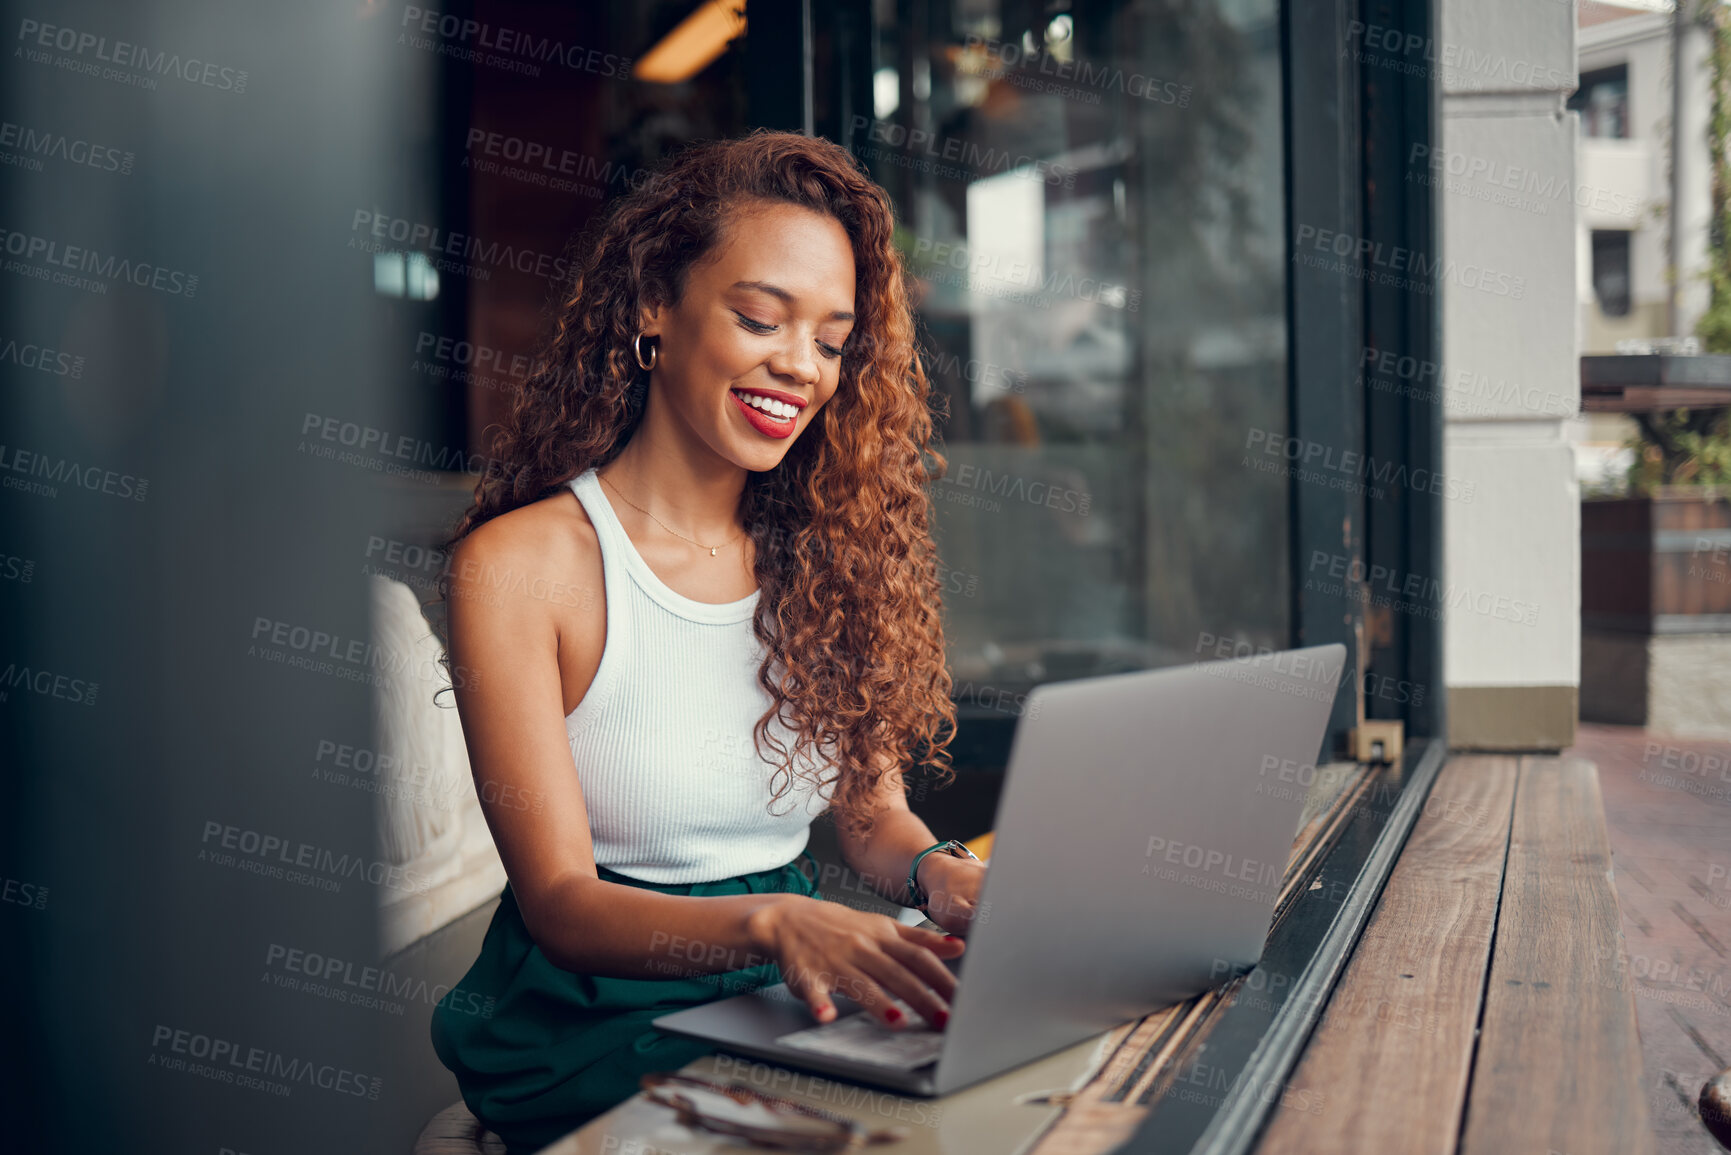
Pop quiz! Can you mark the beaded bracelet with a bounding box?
[905,839,979,907]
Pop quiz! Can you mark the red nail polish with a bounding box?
[933,1010,949,1029]
[885,1007,902,1023]
[944,935,961,942]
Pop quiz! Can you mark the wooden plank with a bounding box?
[1022,997,1229,1155]
[1290,762,1374,851]
[1255,755,1517,1155]
[1018,1010,1184,1155]
[1269,764,1376,929]
[1458,756,1655,1155]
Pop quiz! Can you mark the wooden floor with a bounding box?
[1569,724,1731,1155]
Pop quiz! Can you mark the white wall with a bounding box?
[1439,0,1581,731]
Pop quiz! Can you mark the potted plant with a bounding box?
[1579,407,1731,734]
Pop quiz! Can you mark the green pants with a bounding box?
[430,854,820,1155]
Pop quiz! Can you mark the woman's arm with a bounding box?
[448,507,960,1025]
[833,753,989,937]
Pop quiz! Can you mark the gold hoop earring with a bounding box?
[633,333,658,372]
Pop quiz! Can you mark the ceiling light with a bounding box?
[634,1,746,84]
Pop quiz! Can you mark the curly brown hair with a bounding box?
[442,129,957,839]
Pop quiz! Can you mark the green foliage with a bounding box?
[1696,1,1731,350]
[1624,407,1731,492]
[1644,4,1731,491]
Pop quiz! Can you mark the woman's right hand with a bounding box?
[746,896,965,1029]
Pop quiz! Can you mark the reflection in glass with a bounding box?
[861,0,1289,707]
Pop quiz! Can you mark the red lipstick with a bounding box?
[729,388,799,440]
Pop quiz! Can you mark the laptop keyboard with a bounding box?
[774,1000,945,1070]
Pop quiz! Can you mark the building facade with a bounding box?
[1576,0,1712,354]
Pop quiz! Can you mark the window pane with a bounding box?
[1592,230,1632,317]
[1569,65,1628,139]
[861,0,1289,705]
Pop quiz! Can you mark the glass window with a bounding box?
[1592,230,1632,317]
[856,0,1289,716]
[1569,64,1628,139]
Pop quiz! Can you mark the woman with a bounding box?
[429,129,986,1154]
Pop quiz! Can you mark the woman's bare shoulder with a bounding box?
[449,486,602,609]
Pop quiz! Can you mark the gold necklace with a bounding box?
[599,472,744,557]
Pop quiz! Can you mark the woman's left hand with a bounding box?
[917,853,988,937]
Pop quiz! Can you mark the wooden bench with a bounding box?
[1254,755,1651,1154]
[534,755,1657,1154]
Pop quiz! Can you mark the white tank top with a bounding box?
[564,466,835,884]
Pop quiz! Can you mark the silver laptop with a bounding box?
[654,643,1347,1097]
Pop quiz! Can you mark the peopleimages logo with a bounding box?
[249,612,477,690]
[0,227,198,298]
[1408,144,1641,220]
[399,5,631,79]
[961,35,1192,107]
[16,19,248,93]
[1293,224,1525,299]
[200,819,433,896]
[848,116,1076,188]
[1,875,49,911]
[1244,428,1477,504]
[908,237,1138,310]
[0,119,134,175]
[264,943,496,1018]
[351,210,568,283]
[149,1025,380,1100]
[1343,21,1572,91]
[463,129,660,196]
[0,335,84,378]
[1357,347,1576,420]
[0,443,149,501]
[413,331,531,382]
[0,661,99,706]
[300,412,492,475]
[1305,549,1539,627]
[936,461,1092,515]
